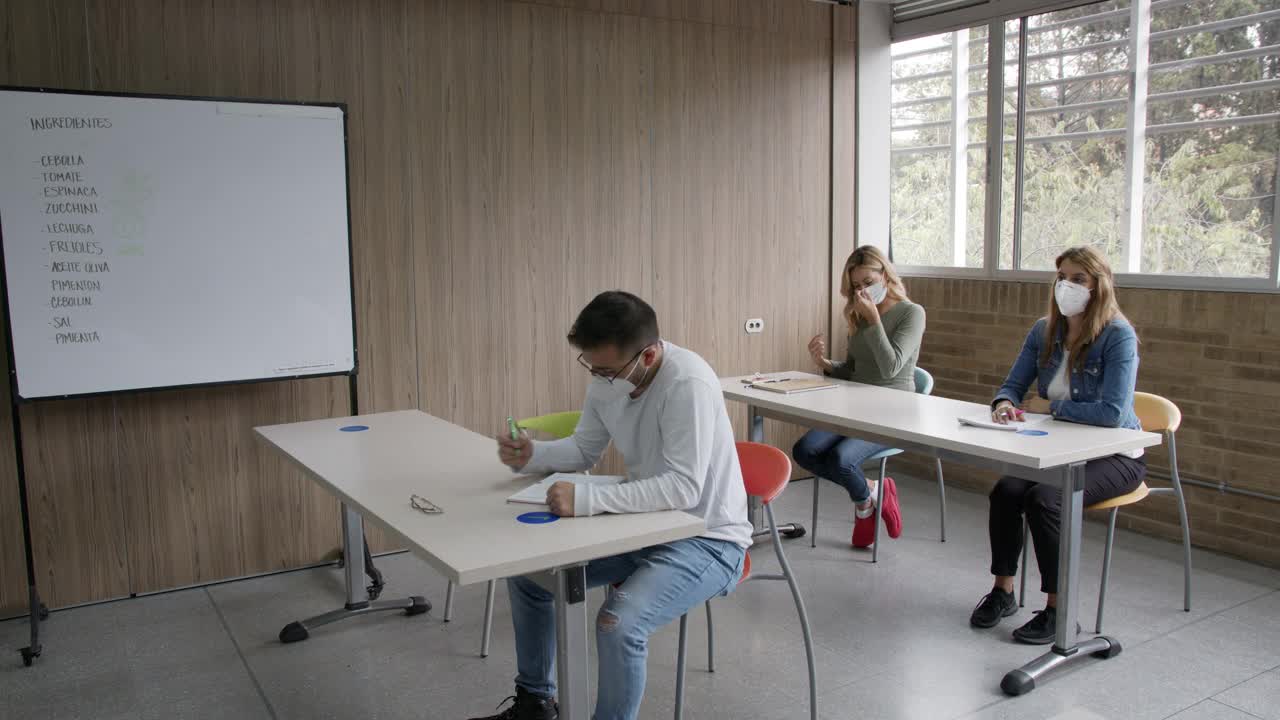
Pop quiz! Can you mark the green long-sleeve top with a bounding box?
[827,301,926,392]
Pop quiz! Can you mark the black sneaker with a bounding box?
[970,588,1019,629]
[1011,607,1083,645]
[467,688,559,720]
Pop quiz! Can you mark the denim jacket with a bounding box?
[993,316,1142,430]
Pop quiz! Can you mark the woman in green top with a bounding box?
[793,245,927,548]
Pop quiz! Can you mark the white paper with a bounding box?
[506,473,627,505]
[958,413,1052,432]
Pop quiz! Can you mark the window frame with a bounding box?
[888,0,1280,294]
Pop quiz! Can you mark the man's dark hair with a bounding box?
[567,291,660,353]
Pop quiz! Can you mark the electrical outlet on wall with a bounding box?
[744,318,764,334]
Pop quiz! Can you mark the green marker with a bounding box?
[507,416,519,440]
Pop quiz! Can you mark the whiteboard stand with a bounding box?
[276,374,431,645]
[8,401,48,667]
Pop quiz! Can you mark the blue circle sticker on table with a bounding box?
[340,425,369,432]
[518,511,559,525]
[1017,429,1049,437]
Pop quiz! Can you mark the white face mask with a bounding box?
[865,281,888,306]
[591,353,651,400]
[1055,279,1091,317]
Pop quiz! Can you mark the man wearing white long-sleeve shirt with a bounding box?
[470,291,751,720]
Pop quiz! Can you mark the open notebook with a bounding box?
[507,473,626,505]
[957,413,1051,432]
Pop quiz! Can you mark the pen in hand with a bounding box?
[499,417,532,471]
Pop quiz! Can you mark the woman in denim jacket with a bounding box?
[969,246,1146,645]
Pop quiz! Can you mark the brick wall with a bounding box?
[896,276,1280,569]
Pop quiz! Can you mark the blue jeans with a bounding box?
[792,429,889,503]
[508,537,745,720]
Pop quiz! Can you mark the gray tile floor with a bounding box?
[3,475,1279,720]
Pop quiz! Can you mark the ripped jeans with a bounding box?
[507,537,746,720]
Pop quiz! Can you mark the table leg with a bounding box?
[1001,462,1121,695]
[554,565,591,720]
[746,405,806,541]
[278,504,431,643]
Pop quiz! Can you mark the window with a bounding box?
[890,26,990,268]
[889,0,1280,288]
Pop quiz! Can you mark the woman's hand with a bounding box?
[991,400,1023,425]
[852,289,880,324]
[807,334,833,372]
[1021,396,1052,414]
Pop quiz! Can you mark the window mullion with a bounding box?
[1272,150,1280,287]
[1122,0,1151,274]
[950,32,970,267]
[1012,18,1029,271]
[983,21,1005,275]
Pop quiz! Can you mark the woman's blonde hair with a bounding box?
[1042,246,1125,369]
[840,245,908,333]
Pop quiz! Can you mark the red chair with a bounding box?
[672,442,817,720]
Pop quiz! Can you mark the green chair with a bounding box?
[443,411,582,657]
[809,366,947,562]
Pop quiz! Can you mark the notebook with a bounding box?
[749,377,836,394]
[506,473,627,505]
[958,413,1051,431]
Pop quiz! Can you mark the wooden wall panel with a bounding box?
[410,0,511,433]
[649,14,831,464]
[0,0,93,615]
[1,0,843,613]
[20,400,131,608]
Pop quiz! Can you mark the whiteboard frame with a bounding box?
[0,85,359,403]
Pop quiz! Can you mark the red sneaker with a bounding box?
[881,477,903,539]
[851,508,877,548]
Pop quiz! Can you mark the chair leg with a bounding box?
[936,458,947,543]
[1169,432,1192,612]
[480,580,496,657]
[872,458,887,564]
[705,601,715,673]
[811,476,819,549]
[675,614,689,720]
[1097,508,1118,634]
[1018,522,1028,608]
[766,504,818,720]
[444,581,456,622]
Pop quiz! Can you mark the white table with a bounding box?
[255,410,704,719]
[722,373,1161,696]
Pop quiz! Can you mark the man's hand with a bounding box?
[497,431,533,471]
[546,481,576,517]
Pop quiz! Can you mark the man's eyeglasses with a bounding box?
[576,346,649,384]
[410,494,443,514]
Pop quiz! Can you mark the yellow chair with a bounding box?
[443,411,582,657]
[1020,392,1191,632]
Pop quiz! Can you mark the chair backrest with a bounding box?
[517,411,582,440]
[914,366,935,396]
[1133,392,1181,433]
[736,441,792,504]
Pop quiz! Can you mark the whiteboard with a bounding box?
[0,89,355,400]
